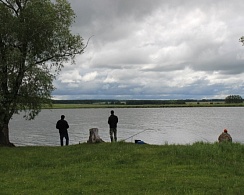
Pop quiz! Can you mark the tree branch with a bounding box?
[15,0,21,8]
[82,35,94,51]
[0,0,19,16]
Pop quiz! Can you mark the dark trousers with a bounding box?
[110,128,117,142]
[60,132,69,146]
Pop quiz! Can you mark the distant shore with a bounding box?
[42,103,244,109]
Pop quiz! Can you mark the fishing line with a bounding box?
[122,129,150,141]
[189,130,209,142]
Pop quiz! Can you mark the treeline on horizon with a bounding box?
[52,99,226,105]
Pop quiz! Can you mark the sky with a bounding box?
[52,0,244,100]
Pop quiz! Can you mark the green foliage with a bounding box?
[0,142,244,194]
[0,0,84,144]
[225,95,243,104]
[0,0,84,120]
[126,99,186,105]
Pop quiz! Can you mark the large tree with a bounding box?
[225,95,243,104]
[0,0,84,146]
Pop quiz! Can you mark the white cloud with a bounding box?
[52,0,244,100]
[82,71,98,82]
[58,70,82,83]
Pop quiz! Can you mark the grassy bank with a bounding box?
[43,103,244,109]
[1,142,244,194]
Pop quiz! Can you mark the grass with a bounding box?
[0,142,244,194]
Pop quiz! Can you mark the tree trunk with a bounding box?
[87,128,104,143]
[0,122,15,147]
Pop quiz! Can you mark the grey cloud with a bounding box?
[52,0,244,99]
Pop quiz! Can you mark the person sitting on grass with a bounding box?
[218,129,232,143]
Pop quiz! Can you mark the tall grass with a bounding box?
[0,142,243,194]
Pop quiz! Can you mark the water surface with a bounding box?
[9,107,244,146]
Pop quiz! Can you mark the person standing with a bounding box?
[108,110,118,142]
[56,115,69,146]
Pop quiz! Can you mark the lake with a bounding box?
[9,107,244,146]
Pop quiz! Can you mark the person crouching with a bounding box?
[218,129,232,143]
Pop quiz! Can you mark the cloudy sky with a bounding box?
[52,0,244,100]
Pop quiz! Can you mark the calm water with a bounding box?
[9,107,244,146]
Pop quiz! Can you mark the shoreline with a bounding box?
[42,103,244,109]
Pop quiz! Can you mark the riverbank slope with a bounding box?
[1,142,243,194]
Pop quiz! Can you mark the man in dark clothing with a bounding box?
[56,115,69,146]
[108,110,118,142]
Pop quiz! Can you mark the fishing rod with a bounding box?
[122,129,150,141]
[189,130,209,142]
